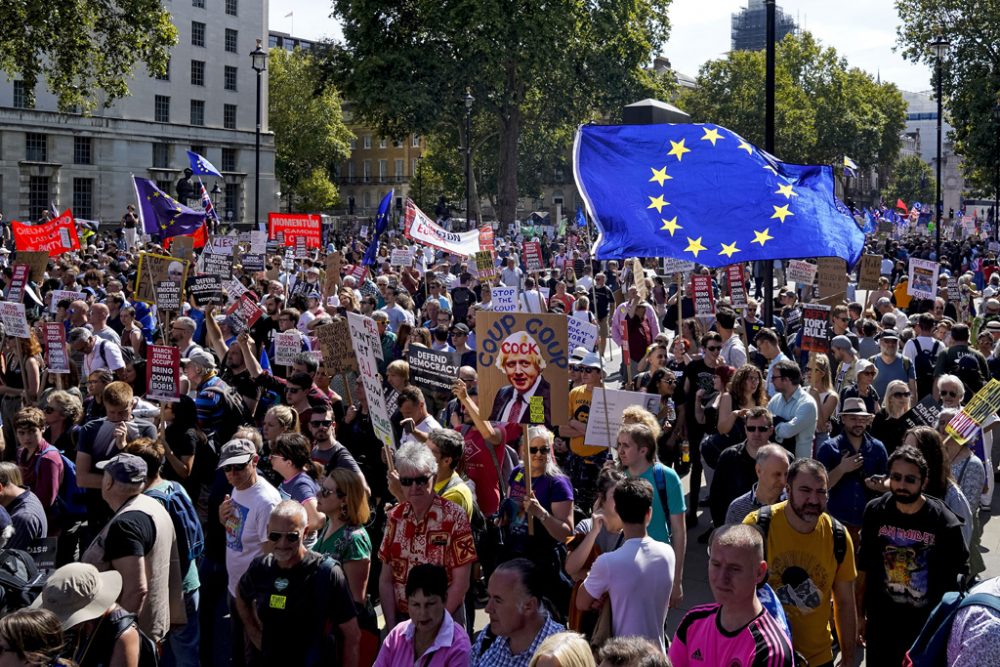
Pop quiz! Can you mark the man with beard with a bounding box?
[744,458,857,667]
[858,445,968,666]
[170,316,203,359]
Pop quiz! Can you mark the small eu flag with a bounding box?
[133,176,208,238]
[574,124,865,268]
[187,150,223,178]
[362,190,394,266]
[843,156,858,178]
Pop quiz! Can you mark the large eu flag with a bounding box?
[574,124,866,267]
[133,177,208,238]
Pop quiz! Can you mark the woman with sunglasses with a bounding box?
[41,390,83,458]
[839,358,881,416]
[269,433,324,544]
[807,355,840,452]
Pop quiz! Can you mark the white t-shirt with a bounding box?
[582,536,675,652]
[400,413,442,448]
[224,477,281,597]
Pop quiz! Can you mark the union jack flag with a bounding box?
[199,180,220,222]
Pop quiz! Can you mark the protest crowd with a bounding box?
[1,187,1000,667]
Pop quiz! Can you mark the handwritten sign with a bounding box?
[816,258,846,298]
[43,323,69,374]
[146,345,180,402]
[491,286,519,312]
[800,304,831,353]
[857,254,882,290]
[390,248,413,267]
[584,388,662,448]
[0,303,29,338]
[170,236,195,262]
[663,257,696,275]
[786,260,817,286]
[691,275,715,316]
[567,316,599,352]
[273,332,301,367]
[346,312,394,452]
[315,319,358,375]
[135,253,190,305]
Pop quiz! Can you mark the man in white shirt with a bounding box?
[500,257,523,289]
[397,385,442,446]
[68,327,125,380]
[87,303,121,345]
[716,308,747,368]
[754,328,788,397]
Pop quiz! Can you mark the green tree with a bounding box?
[268,48,353,212]
[680,32,906,173]
[887,154,934,205]
[321,0,673,224]
[0,0,176,111]
[895,0,1000,196]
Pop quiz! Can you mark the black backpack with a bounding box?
[953,352,985,398]
[755,504,848,564]
[201,382,252,447]
[912,339,940,399]
[0,549,45,614]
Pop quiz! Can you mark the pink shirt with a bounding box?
[374,610,471,667]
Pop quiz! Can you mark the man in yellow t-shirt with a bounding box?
[560,352,611,513]
[427,428,474,517]
[745,458,858,667]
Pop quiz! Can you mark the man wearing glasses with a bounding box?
[858,446,968,667]
[236,501,360,667]
[218,438,281,667]
[767,360,819,460]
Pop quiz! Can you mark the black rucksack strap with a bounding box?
[831,517,847,564]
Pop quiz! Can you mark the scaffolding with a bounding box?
[731,0,799,52]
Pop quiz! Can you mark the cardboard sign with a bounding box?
[475,251,498,282]
[857,254,882,290]
[49,289,86,314]
[155,280,182,312]
[523,241,544,272]
[567,316,599,352]
[273,332,301,366]
[800,304,832,353]
[224,293,263,335]
[147,345,181,403]
[816,258,846,298]
[7,264,29,305]
[726,264,748,311]
[11,210,81,256]
[315,319,358,375]
[901,394,942,431]
[786,260,817,286]
[907,258,939,300]
[0,302,30,338]
[324,252,343,293]
[630,258,648,300]
[691,275,715,316]
[17,251,49,282]
[202,251,232,276]
[134,253,190,305]
[268,212,322,248]
[475,311,570,427]
[346,313,394,452]
[43,323,69,374]
[663,257,696,275]
[390,248,413,267]
[491,286,519,312]
[250,230,268,253]
[206,236,238,256]
[170,236,195,262]
[407,347,461,394]
[584,388,662,448]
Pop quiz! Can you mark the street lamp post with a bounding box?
[465,91,474,231]
[994,102,1000,241]
[416,156,423,209]
[762,0,776,325]
[250,38,268,230]
[211,182,222,232]
[930,36,949,259]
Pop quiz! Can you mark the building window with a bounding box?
[190,144,207,159]
[395,159,404,179]
[363,135,371,150]
[378,160,387,182]
[363,191,371,210]
[394,139,403,148]
[225,0,238,15]
[347,162,355,179]
[224,66,238,91]
[225,183,240,220]
[73,178,94,219]
[153,143,171,168]
[28,176,50,221]
[412,134,420,147]
[225,28,238,53]
[156,179,172,195]
[13,81,33,109]
[363,160,371,182]
[412,159,418,177]
[191,21,206,47]
[155,57,170,81]
[379,138,387,149]
[191,60,205,86]
[349,138,357,150]
[223,104,237,129]
[193,0,205,6]
[74,137,93,165]
[25,133,47,161]
[268,35,279,49]
[221,148,237,172]
[190,100,205,126]
[154,95,170,122]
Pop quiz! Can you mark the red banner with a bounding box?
[268,213,321,248]
[479,225,495,252]
[12,210,81,256]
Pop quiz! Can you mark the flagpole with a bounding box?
[762,0,777,327]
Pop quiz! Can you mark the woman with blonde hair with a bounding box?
[260,404,299,485]
[871,379,911,451]
[808,354,839,451]
[529,632,596,667]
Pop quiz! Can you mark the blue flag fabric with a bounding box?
[259,346,271,374]
[575,206,587,228]
[574,124,866,268]
[187,150,223,177]
[133,177,208,237]
[362,190,394,266]
[862,209,877,235]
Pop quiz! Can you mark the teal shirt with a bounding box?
[630,463,686,544]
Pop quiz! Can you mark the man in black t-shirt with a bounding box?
[237,501,360,667]
[450,273,477,324]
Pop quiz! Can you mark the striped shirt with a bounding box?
[669,603,795,667]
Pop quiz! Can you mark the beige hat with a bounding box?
[30,563,122,630]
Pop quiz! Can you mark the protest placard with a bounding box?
[295,235,308,259]
[479,225,495,252]
[785,260,817,285]
[726,265,748,311]
[224,293,263,335]
[268,212,322,248]
[49,289,86,314]
[134,254,190,305]
[43,323,69,374]
[878,220,893,235]
[491,286,519,312]
[250,230,268,254]
[816,258,846,298]
[800,304,832,353]
[403,201,479,257]
[945,379,1000,446]
[947,278,961,304]
[584,388,662,448]
[170,236,195,262]
[240,253,265,272]
[523,241,544,272]
[206,236,238,256]
[346,313,394,453]
[155,280,182,312]
[691,275,715,316]
[273,332,301,367]
[223,279,250,304]
[390,248,413,267]
[901,394,942,431]
[315,319,358,375]
[0,303,30,338]
[630,258,648,300]
[407,347,462,394]
[17,251,49,283]
[567,316,599,352]
[475,251,498,282]
[475,311,569,426]
[907,258,939,299]
[857,254,882,290]
[7,265,29,305]
[325,252,343,293]
[146,345,180,402]
[11,211,80,256]
[202,251,232,276]
[662,257,696,275]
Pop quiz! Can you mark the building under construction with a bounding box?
[731,0,799,52]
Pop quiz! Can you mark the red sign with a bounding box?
[691,275,715,316]
[479,225,495,252]
[147,345,181,403]
[523,241,544,272]
[268,213,322,248]
[11,210,81,256]
[726,265,748,311]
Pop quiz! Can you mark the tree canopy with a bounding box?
[0,0,176,111]
[887,154,935,206]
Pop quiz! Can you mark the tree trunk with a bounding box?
[497,104,521,226]
[459,121,482,229]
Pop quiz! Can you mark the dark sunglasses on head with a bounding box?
[267,531,301,543]
[889,472,920,485]
[400,475,431,487]
[745,425,770,433]
[529,446,551,455]
[223,462,249,473]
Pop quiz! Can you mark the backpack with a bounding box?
[953,352,985,398]
[912,338,940,399]
[35,444,87,521]
[903,589,1000,667]
[0,549,45,614]
[201,381,252,447]
[145,481,205,574]
[109,610,160,667]
[755,504,848,564]
[651,463,673,536]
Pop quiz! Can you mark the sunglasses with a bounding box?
[319,487,344,498]
[267,531,301,543]
[745,425,770,432]
[940,390,958,398]
[222,462,249,473]
[894,391,911,398]
[400,475,431,487]
[43,406,57,414]
[660,378,676,384]
[889,472,920,485]
[529,446,551,455]
[706,346,722,352]
[310,420,333,428]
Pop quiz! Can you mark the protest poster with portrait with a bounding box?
[907,258,939,300]
[800,304,832,353]
[43,323,70,374]
[134,253,190,305]
[224,293,263,335]
[691,275,715,316]
[147,345,181,403]
[407,347,461,394]
[475,311,569,427]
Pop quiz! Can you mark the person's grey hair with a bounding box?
[937,407,958,426]
[270,499,308,528]
[755,443,790,467]
[67,327,93,344]
[173,317,196,333]
[880,313,897,328]
[394,442,437,477]
[371,311,389,323]
[528,426,567,478]
[710,523,765,561]
[936,374,964,399]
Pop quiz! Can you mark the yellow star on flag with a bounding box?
[718,241,741,258]
[752,228,774,246]
[649,166,672,186]
[647,195,668,213]
[684,236,706,257]
[701,127,724,146]
[771,204,794,223]
[667,139,691,161]
[660,217,682,236]
[151,192,160,198]
[738,140,753,155]
[775,184,797,199]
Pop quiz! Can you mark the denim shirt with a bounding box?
[816,432,888,526]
